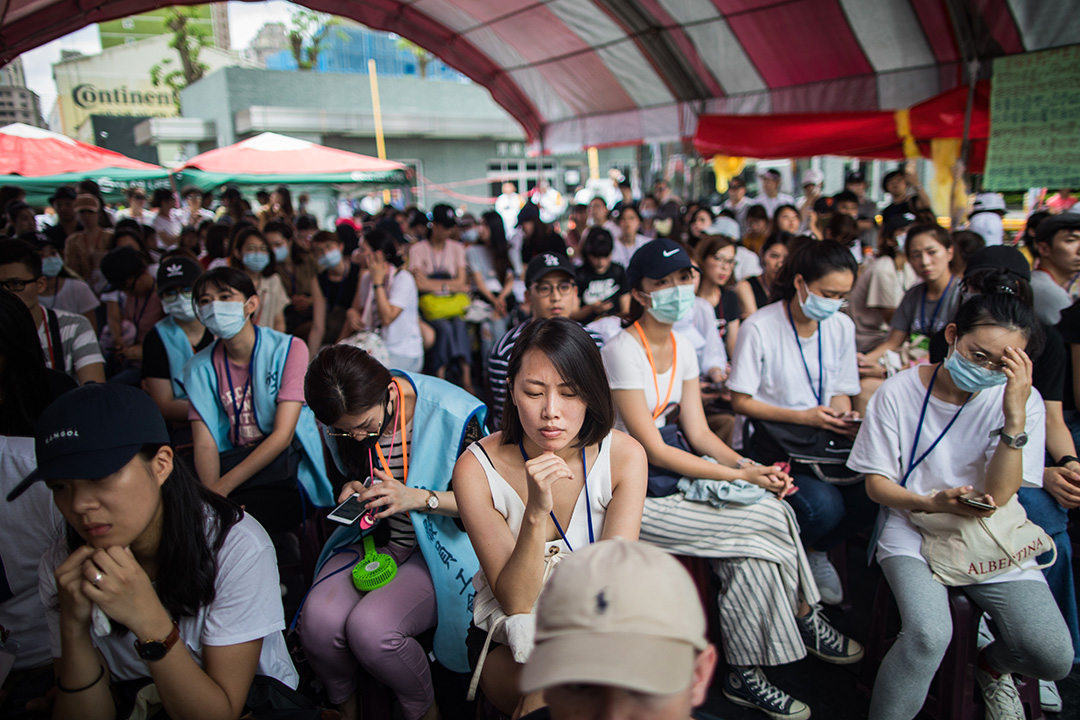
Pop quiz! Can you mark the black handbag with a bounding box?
[218,438,303,492]
[747,419,861,485]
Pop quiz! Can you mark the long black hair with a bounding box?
[0,289,53,436]
[771,238,858,303]
[363,228,405,268]
[64,447,242,623]
[480,210,512,281]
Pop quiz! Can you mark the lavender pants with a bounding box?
[298,542,437,719]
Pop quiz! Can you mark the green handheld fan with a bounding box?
[352,534,398,591]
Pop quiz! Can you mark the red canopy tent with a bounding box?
[693,83,990,171]
[0,122,162,176]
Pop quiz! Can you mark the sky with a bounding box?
[18,0,301,122]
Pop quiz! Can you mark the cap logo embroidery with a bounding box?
[165,263,183,277]
[45,429,79,444]
[662,249,679,257]
[543,254,559,266]
[595,590,608,615]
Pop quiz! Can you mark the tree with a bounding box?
[287,9,343,71]
[396,38,433,79]
[149,7,211,107]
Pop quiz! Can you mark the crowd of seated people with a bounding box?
[1,176,1078,720]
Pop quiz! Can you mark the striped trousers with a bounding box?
[641,493,819,666]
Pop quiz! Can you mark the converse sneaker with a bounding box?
[975,666,1024,720]
[807,550,843,605]
[796,604,864,664]
[722,666,810,720]
[1039,679,1063,713]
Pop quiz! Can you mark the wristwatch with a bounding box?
[423,489,439,512]
[134,622,180,662]
[1057,455,1080,467]
[990,428,1029,449]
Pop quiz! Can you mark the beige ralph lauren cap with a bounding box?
[520,538,707,695]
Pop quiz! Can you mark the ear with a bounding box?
[244,292,261,319]
[944,323,958,346]
[688,644,718,707]
[150,445,174,489]
[35,275,47,293]
[630,286,650,306]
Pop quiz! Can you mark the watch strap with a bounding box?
[135,621,180,660]
[1058,455,1080,467]
[424,489,438,511]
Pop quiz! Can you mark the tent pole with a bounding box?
[368,59,391,206]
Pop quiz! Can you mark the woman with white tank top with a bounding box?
[454,317,647,719]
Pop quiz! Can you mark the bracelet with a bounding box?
[372,283,384,289]
[1058,455,1080,467]
[57,664,105,693]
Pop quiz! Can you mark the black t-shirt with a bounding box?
[318,263,361,310]
[714,288,741,342]
[928,320,1064,403]
[0,369,76,436]
[141,325,214,380]
[576,263,629,323]
[1058,303,1080,411]
[43,221,80,252]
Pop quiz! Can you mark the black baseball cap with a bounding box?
[626,238,697,288]
[49,187,77,204]
[1035,214,1080,246]
[882,212,917,236]
[6,383,170,501]
[100,246,145,290]
[525,252,576,287]
[517,203,541,227]
[156,255,202,293]
[846,170,866,185]
[963,245,1031,282]
[431,204,457,229]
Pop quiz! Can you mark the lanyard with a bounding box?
[374,379,409,484]
[41,310,56,369]
[632,321,677,420]
[901,364,969,487]
[919,275,954,334]
[786,303,823,406]
[221,327,258,445]
[130,280,156,333]
[517,442,594,551]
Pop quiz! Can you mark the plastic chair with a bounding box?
[860,575,1043,720]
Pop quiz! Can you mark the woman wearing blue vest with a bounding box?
[142,255,212,441]
[183,266,334,534]
[300,344,486,720]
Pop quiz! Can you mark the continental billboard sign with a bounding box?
[55,73,179,136]
[71,84,176,110]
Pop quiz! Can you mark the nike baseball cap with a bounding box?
[626,238,697,288]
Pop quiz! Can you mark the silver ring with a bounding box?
[92,571,103,587]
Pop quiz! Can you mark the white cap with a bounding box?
[704,216,741,239]
[802,168,824,186]
[971,192,1006,215]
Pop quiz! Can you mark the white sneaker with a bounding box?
[975,666,1024,720]
[1040,679,1063,713]
[977,614,994,651]
[807,550,843,605]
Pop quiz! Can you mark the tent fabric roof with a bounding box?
[3,2,1079,151]
[179,132,409,175]
[0,122,163,175]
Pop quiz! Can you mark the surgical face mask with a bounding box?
[242,252,270,273]
[894,232,907,251]
[460,228,479,243]
[318,248,342,269]
[639,208,657,220]
[645,283,695,324]
[798,284,845,322]
[41,255,64,277]
[273,245,290,263]
[199,300,249,339]
[653,218,673,237]
[162,293,198,323]
[945,343,1008,393]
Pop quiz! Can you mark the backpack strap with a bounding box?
[45,308,65,371]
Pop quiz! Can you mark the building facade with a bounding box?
[98,4,229,50]
[0,57,45,127]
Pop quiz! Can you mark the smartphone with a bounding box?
[844,417,864,424]
[958,495,996,511]
[327,493,367,525]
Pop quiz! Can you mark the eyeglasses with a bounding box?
[959,346,1006,372]
[326,397,390,440]
[0,277,39,291]
[531,281,575,297]
[710,255,736,267]
[160,288,193,302]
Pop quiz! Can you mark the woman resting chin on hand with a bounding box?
[15,384,297,720]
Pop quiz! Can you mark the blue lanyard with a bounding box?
[901,364,969,487]
[221,326,259,445]
[518,442,594,551]
[919,275,954,334]
[787,303,823,405]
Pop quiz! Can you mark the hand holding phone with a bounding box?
[958,494,996,511]
[328,493,368,525]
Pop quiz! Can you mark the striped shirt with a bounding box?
[486,320,604,429]
[377,418,416,549]
[37,308,104,381]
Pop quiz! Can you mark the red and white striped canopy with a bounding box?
[2,1,1078,151]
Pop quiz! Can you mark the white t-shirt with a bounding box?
[750,193,796,219]
[0,436,63,669]
[673,297,727,374]
[610,232,650,270]
[381,269,423,361]
[728,301,860,445]
[849,256,917,352]
[733,246,763,283]
[847,366,1047,583]
[40,513,298,687]
[602,328,700,431]
[39,277,101,316]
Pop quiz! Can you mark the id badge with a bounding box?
[0,635,19,687]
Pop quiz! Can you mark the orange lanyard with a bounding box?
[633,321,677,420]
[374,378,409,484]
